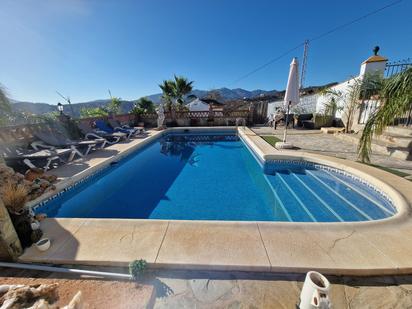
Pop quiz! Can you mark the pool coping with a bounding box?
[19,126,412,276]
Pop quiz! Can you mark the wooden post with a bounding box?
[0,197,23,260]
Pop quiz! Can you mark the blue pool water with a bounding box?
[37,132,396,222]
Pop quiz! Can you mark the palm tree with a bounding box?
[138,97,155,112]
[358,68,412,162]
[106,89,123,115]
[159,76,193,107]
[172,75,193,105]
[159,76,194,123]
[159,80,175,111]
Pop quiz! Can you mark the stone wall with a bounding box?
[0,198,23,260]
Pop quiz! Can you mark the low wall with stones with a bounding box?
[0,198,23,260]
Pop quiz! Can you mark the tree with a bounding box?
[137,97,155,112]
[0,85,12,126]
[172,75,194,105]
[159,75,194,108]
[107,90,122,115]
[80,107,108,119]
[319,88,343,121]
[159,80,175,111]
[358,68,412,162]
[79,90,122,119]
[316,73,383,133]
[159,75,194,123]
[130,97,155,114]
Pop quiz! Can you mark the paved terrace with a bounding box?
[20,127,412,276]
[252,126,412,176]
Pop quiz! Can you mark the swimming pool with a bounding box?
[36,131,396,222]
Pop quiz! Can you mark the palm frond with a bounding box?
[358,68,412,162]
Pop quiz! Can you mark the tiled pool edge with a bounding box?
[19,126,412,275]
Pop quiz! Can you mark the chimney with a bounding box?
[359,46,388,77]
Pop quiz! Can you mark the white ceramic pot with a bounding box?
[35,238,51,252]
[299,271,331,309]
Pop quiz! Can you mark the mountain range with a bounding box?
[11,85,333,118]
[11,88,280,118]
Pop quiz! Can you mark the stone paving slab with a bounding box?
[156,221,271,271]
[20,219,169,266]
[19,218,86,262]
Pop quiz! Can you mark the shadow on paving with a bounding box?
[46,149,120,178]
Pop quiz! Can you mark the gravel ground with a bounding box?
[3,268,412,308]
[0,267,154,309]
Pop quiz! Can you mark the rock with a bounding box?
[62,291,83,309]
[0,283,58,308]
[35,214,47,222]
[25,168,44,182]
[31,183,41,190]
[15,173,25,180]
[42,174,57,183]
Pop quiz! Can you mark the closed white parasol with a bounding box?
[276,57,300,149]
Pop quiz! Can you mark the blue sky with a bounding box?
[0,0,411,104]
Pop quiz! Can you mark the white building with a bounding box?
[186,98,210,112]
[267,52,388,130]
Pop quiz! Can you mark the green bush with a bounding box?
[129,259,147,281]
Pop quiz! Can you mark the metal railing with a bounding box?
[384,58,412,78]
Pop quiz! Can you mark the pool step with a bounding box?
[334,132,412,160]
[265,167,391,222]
[384,126,412,137]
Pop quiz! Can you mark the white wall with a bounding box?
[315,77,359,118]
[267,55,388,127]
[186,99,210,111]
[267,93,318,118]
[360,61,386,76]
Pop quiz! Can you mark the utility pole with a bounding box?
[300,39,309,90]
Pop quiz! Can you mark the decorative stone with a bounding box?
[24,168,44,182]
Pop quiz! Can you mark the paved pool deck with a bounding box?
[19,127,412,276]
[251,126,412,177]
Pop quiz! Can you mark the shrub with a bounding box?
[31,229,43,243]
[129,259,147,281]
[1,182,28,214]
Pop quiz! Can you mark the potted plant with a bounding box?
[1,182,42,248]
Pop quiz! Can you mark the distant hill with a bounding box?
[11,85,334,118]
